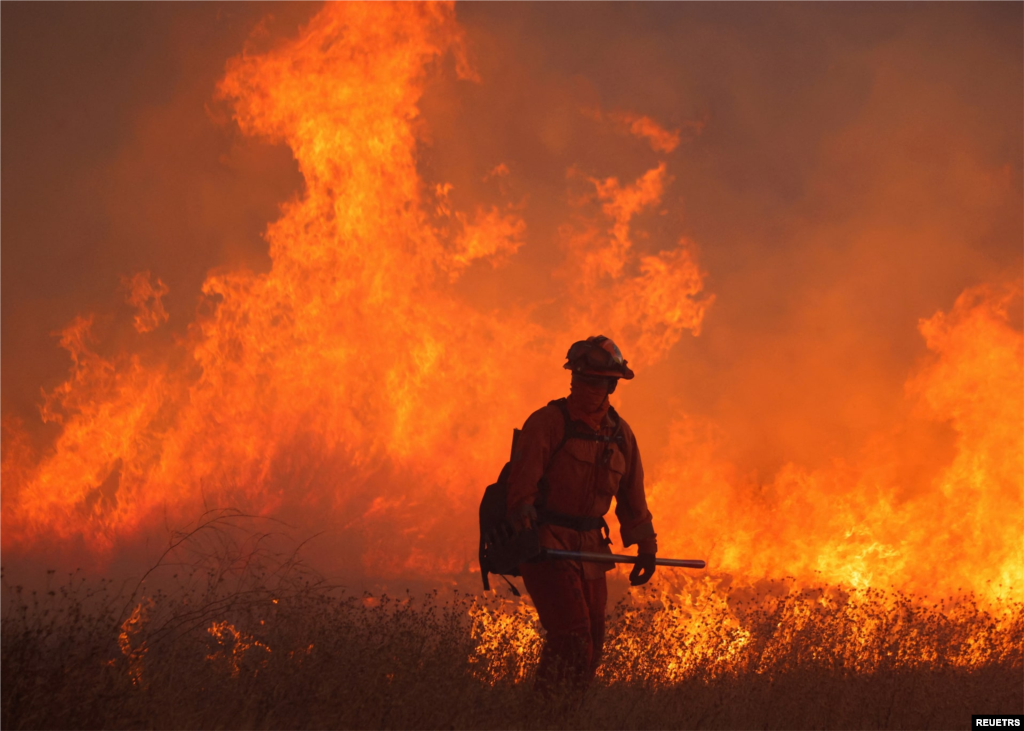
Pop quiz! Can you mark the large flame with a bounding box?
[648,282,1023,601]
[0,3,708,578]
[1,2,1020,610]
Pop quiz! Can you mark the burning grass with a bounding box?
[3,564,1020,730]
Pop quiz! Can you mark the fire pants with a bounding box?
[520,559,607,689]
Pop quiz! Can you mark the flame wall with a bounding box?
[2,3,1021,600]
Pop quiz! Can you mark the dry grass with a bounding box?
[2,516,1021,729]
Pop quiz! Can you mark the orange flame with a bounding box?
[646,281,1023,602]
[122,271,170,334]
[117,600,152,686]
[583,107,697,153]
[1,1,1019,616]
[206,621,271,677]
[0,2,708,575]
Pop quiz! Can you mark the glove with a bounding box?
[508,503,538,532]
[629,552,657,586]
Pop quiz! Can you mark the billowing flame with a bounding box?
[122,272,170,335]
[646,281,1023,602]
[1,1,1020,617]
[0,2,706,578]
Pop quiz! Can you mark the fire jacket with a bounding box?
[507,400,658,580]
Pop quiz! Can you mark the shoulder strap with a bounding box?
[546,398,575,462]
[606,406,625,445]
[535,399,573,510]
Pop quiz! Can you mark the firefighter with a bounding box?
[506,335,657,690]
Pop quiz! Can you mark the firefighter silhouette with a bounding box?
[507,336,657,689]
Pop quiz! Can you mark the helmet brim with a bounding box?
[565,363,635,380]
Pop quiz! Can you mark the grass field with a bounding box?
[3,558,1021,730]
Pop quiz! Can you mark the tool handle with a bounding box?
[543,549,705,569]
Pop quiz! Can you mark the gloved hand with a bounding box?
[508,503,538,532]
[629,552,657,586]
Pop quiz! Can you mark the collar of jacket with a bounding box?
[565,393,614,432]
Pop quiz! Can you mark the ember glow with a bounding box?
[2,0,1021,618]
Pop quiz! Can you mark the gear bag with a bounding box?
[478,399,624,594]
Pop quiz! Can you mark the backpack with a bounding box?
[477,432,531,596]
[478,399,624,595]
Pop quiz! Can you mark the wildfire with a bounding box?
[646,281,1024,603]
[1,0,1020,627]
[117,600,152,687]
[206,621,271,678]
[0,2,708,575]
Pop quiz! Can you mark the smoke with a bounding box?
[2,3,1020,595]
[1,3,313,432]
[443,2,1022,471]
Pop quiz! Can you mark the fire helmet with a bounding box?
[563,335,635,380]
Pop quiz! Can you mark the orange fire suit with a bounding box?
[507,398,657,685]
